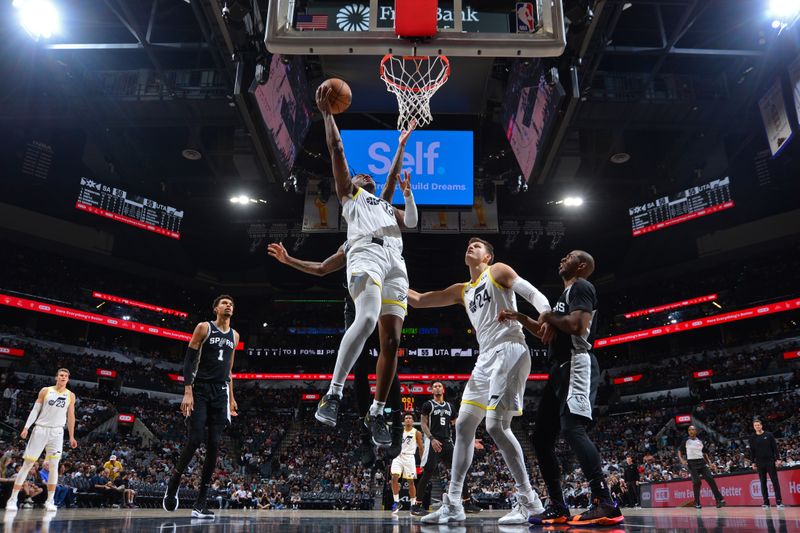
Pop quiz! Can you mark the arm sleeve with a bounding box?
[568,279,597,313]
[24,402,42,430]
[403,193,418,228]
[511,277,551,314]
[183,346,201,386]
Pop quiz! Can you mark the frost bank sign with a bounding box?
[311,2,509,32]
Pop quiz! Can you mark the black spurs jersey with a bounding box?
[191,321,236,384]
[548,278,598,363]
[422,399,456,441]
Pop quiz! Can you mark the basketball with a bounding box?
[320,78,352,114]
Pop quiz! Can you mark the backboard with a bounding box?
[265,0,565,58]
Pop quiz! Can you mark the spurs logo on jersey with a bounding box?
[463,269,525,350]
[209,336,236,350]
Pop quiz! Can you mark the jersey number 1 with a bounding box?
[218,349,224,361]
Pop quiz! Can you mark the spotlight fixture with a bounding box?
[13,0,59,40]
[563,196,584,207]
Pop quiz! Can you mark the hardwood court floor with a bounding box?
[1,506,798,532]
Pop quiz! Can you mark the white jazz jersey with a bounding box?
[36,387,71,428]
[342,187,402,252]
[401,427,418,456]
[463,268,525,351]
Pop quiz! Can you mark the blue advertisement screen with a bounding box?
[341,130,474,207]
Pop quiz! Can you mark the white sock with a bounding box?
[46,491,55,504]
[410,497,416,505]
[393,494,400,502]
[327,383,343,397]
[369,400,386,417]
[331,282,381,387]
[8,488,20,502]
[486,416,537,503]
[447,409,483,503]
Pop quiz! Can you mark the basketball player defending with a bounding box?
[504,251,624,526]
[390,413,424,513]
[410,238,550,524]
[6,368,77,512]
[412,381,480,515]
[314,85,418,446]
[163,295,239,520]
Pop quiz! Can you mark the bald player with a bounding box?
[503,250,623,527]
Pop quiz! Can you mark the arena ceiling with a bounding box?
[0,0,797,291]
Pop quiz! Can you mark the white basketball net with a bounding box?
[380,54,450,131]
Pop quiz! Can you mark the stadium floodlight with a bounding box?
[13,0,60,40]
[768,0,800,28]
[563,196,584,207]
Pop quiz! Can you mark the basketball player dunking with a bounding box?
[6,368,77,512]
[163,295,239,520]
[390,413,423,513]
[409,238,551,524]
[505,250,624,526]
[314,84,418,446]
[412,382,480,516]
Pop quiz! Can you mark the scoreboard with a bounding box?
[76,177,184,239]
[629,177,733,237]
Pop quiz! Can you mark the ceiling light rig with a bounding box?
[13,0,59,40]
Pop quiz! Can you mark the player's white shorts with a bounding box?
[346,242,408,318]
[390,454,417,479]
[462,341,530,417]
[23,426,64,462]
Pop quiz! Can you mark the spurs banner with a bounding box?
[641,467,800,507]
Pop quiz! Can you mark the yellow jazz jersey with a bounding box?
[342,187,402,252]
[462,268,525,351]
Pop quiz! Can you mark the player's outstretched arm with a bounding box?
[490,263,551,314]
[407,283,464,309]
[317,85,353,202]
[381,122,415,202]
[268,242,346,277]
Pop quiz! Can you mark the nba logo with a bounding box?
[516,2,535,33]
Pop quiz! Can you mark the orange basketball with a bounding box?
[320,78,352,114]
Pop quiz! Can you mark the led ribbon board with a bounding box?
[0,293,243,349]
[595,298,800,348]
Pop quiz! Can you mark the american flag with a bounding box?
[296,14,328,30]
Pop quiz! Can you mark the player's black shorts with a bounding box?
[547,352,600,421]
[422,438,455,469]
[188,381,231,432]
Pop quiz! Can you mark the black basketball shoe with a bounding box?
[567,498,624,526]
[364,412,392,446]
[191,507,215,519]
[314,394,341,427]
[529,502,570,525]
[385,422,404,459]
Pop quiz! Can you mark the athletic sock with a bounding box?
[327,383,344,397]
[369,400,386,417]
[410,497,416,505]
[393,494,400,503]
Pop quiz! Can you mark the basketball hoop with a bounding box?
[380,54,450,131]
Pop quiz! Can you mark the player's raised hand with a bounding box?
[20,428,28,440]
[267,242,289,264]
[398,170,413,197]
[316,85,332,114]
[399,119,416,145]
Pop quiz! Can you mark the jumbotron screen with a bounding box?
[629,177,734,237]
[76,178,184,239]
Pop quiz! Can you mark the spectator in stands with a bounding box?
[104,454,123,481]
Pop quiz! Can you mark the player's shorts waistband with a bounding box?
[346,236,403,253]
[479,338,527,354]
[34,425,64,429]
